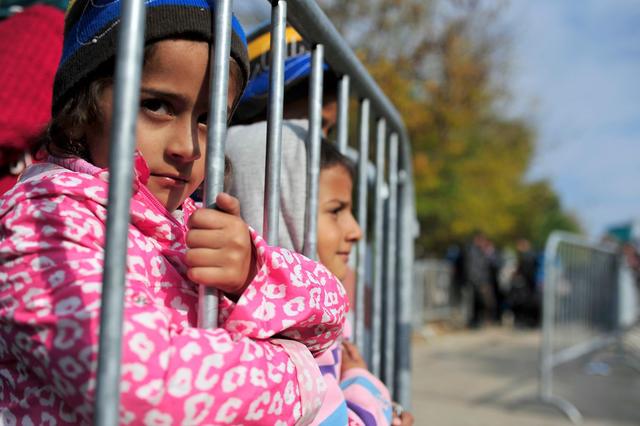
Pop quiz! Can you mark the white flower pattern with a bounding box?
[0,156,347,424]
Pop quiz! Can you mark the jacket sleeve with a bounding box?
[219,228,348,357]
[0,194,346,424]
[341,368,393,426]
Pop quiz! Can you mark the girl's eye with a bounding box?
[329,206,343,216]
[141,99,171,115]
[198,113,209,126]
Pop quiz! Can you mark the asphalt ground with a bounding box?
[410,326,640,426]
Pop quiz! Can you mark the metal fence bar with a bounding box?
[540,234,558,400]
[263,0,287,244]
[198,0,233,329]
[303,43,324,259]
[336,74,350,154]
[396,162,415,409]
[354,98,370,352]
[94,0,146,422]
[371,117,386,377]
[383,132,399,391]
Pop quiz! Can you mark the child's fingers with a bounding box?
[185,248,221,267]
[341,341,355,358]
[187,266,241,291]
[342,341,359,359]
[400,412,414,426]
[185,246,249,267]
[188,208,229,230]
[186,229,234,249]
[188,266,223,286]
[215,192,241,216]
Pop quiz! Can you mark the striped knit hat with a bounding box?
[52,0,249,115]
[232,23,336,125]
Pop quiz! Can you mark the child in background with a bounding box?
[228,127,403,425]
[227,24,413,425]
[0,0,348,424]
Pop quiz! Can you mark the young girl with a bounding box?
[0,1,348,424]
[227,121,407,425]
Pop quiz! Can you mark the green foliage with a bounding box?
[319,0,581,254]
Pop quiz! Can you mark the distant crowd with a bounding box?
[448,233,542,329]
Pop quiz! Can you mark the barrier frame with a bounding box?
[95,0,417,421]
[538,231,637,424]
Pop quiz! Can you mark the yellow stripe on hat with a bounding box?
[66,0,78,16]
[248,27,303,61]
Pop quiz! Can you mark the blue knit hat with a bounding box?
[52,0,249,114]
[232,23,336,124]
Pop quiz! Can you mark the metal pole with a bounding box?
[371,118,386,377]
[383,132,399,391]
[395,134,415,409]
[263,0,287,244]
[336,74,350,154]
[303,43,324,259]
[354,98,370,353]
[198,0,234,329]
[94,0,146,423]
[540,233,560,400]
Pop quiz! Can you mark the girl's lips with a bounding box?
[152,174,188,187]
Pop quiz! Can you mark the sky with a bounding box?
[502,0,640,236]
[233,1,640,237]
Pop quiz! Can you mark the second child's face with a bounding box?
[85,39,239,212]
[317,165,362,281]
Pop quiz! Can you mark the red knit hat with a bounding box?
[0,5,64,152]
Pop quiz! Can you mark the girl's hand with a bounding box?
[392,410,414,426]
[340,341,367,375]
[185,193,257,297]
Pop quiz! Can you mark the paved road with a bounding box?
[410,327,640,426]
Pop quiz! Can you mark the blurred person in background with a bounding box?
[465,231,496,328]
[483,238,505,324]
[508,238,541,327]
[0,1,66,196]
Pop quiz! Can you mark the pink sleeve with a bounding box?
[0,195,344,424]
[220,228,348,357]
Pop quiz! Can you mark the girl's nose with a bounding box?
[166,120,201,162]
[346,213,363,242]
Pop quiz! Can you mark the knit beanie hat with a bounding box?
[52,0,250,115]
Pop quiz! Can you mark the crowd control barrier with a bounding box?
[413,259,457,330]
[94,0,418,423]
[539,231,640,424]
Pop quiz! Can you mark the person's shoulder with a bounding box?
[227,120,269,143]
[226,119,309,145]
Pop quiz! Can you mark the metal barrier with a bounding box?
[539,231,639,423]
[95,0,417,422]
[413,259,456,329]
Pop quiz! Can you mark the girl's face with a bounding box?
[317,165,362,281]
[84,39,239,212]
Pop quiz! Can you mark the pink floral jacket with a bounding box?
[0,155,348,425]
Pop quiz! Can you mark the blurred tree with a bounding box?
[319,0,580,254]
